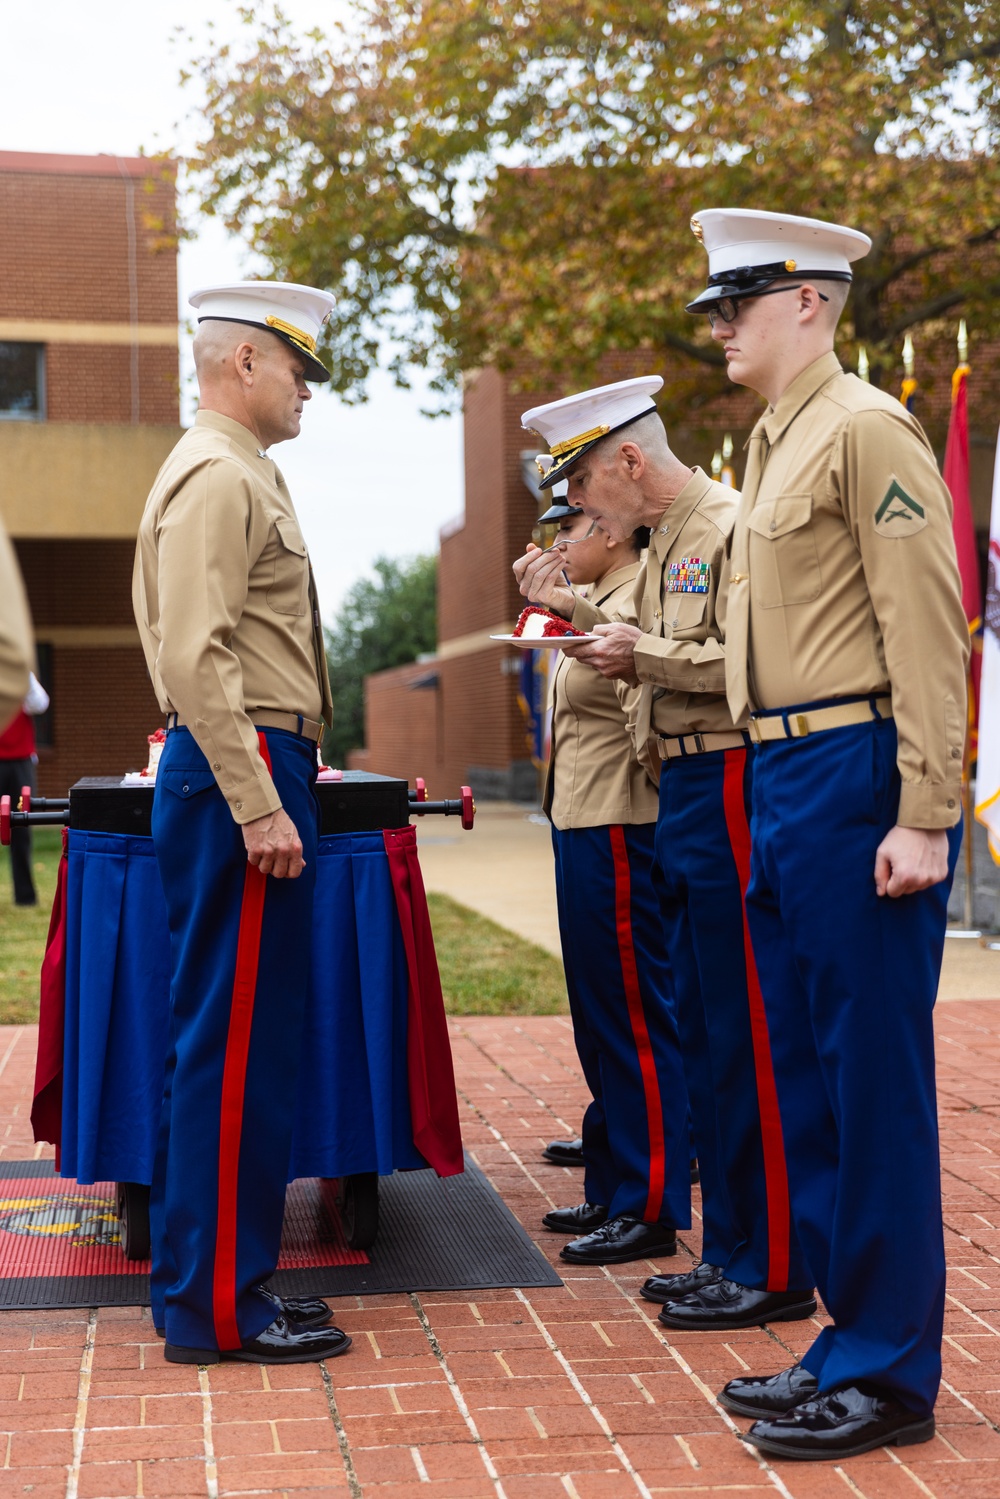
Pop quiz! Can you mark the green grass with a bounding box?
[428,892,568,1015]
[0,827,62,1024]
[0,840,567,1024]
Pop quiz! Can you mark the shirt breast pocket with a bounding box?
[266,515,309,617]
[746,493,822,609]
[663,592,708,635]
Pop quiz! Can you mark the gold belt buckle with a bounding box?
[692,733,705,753]
[748,718,763,744]
[793,713,810,737]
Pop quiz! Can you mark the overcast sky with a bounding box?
[1,1,465,619]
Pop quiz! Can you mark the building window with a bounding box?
[0,343,45,420]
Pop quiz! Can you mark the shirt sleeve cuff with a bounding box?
[224,773,283,825]
[896,780,963,829]
[633,636,726,693]
[571,596,606,632]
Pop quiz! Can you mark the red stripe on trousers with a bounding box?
[213,732,272,1350]
[721,748,791,1291]
[609,825,666,1223]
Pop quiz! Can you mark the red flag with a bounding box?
[943,360,982,756]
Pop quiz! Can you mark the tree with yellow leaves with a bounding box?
[187,1,1000,419]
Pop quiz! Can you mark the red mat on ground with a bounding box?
[0,1156,560,1310]
[0,1171,367,1284]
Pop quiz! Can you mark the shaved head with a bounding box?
[823,280,851,325]
[618,410,671,461]
[193,319,285,381]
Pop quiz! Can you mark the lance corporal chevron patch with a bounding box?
[665,557,711,593]
[874,478,927,538]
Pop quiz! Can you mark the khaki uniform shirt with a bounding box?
[572,469,744,777]
[0,517,33,732]
[726,352,969,829]
[133,410,333,825]
[543,562,660,829]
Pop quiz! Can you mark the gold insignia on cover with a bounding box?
[690,216,704,242]
[548,423,611,461]
[265,314,317,355]
[785,259,797,272]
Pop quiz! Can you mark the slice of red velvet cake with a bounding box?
[512,605,587,640]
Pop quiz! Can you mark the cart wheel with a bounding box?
[338,1172,379,1250]
[116,1182,151,1261]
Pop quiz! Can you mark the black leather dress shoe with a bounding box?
[718,1363,818,1418]
[542,1137,585,1166]
[641,1261,721,1304]
[743,1386,935,1461]
[257,1285,332,1330]
[155,1285,332,1337]
[164,1314,352,1365]
[542,1202,608,1234]
[657,1278,817,1330]
[689,1159,700,1184]
[561,1215,677,1265]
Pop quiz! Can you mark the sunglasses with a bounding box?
[707,284,829,329]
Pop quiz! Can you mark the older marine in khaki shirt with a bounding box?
[517,389,814,1320]
[567,468,743,773]
[134,408,333,828]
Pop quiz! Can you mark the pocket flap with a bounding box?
[746,493,813,541]
[158,769,218,800]
[663,592,708,632]
[274,515,308,557]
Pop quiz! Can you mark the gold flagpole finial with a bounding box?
[902,333,915,379]
[857,347,869,382]
[722,433,733,461]
[958,319,968,364]
[711,450,723,479]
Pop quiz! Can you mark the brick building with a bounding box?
[0,151,182,792]
[353,346,1000,801]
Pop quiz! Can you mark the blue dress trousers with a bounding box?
[149,725,319,1352]
[551,821,691,1229]
[654,743,811,1292]
[747,714,960,1417]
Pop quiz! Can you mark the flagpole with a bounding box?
[942,318,981,936]
[900,334,917,410]
[961,319,976,929]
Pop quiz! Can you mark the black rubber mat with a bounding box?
[0,1156,561,1309]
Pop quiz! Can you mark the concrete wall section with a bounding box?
[2,425,183,537]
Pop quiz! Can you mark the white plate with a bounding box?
[490,633,599,649]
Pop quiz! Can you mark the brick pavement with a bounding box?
[2,1007,1000,1497]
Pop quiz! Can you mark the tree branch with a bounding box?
[864,223,1000,294]
[660,331,726,366]
[884,290,969,338]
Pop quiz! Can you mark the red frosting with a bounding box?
[512,606,586,639]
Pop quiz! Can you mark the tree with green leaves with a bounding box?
[187,1,1000,419]
[324,553,437,766]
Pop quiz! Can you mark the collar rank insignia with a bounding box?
[874,478,927,538]
[665,557,711,593]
